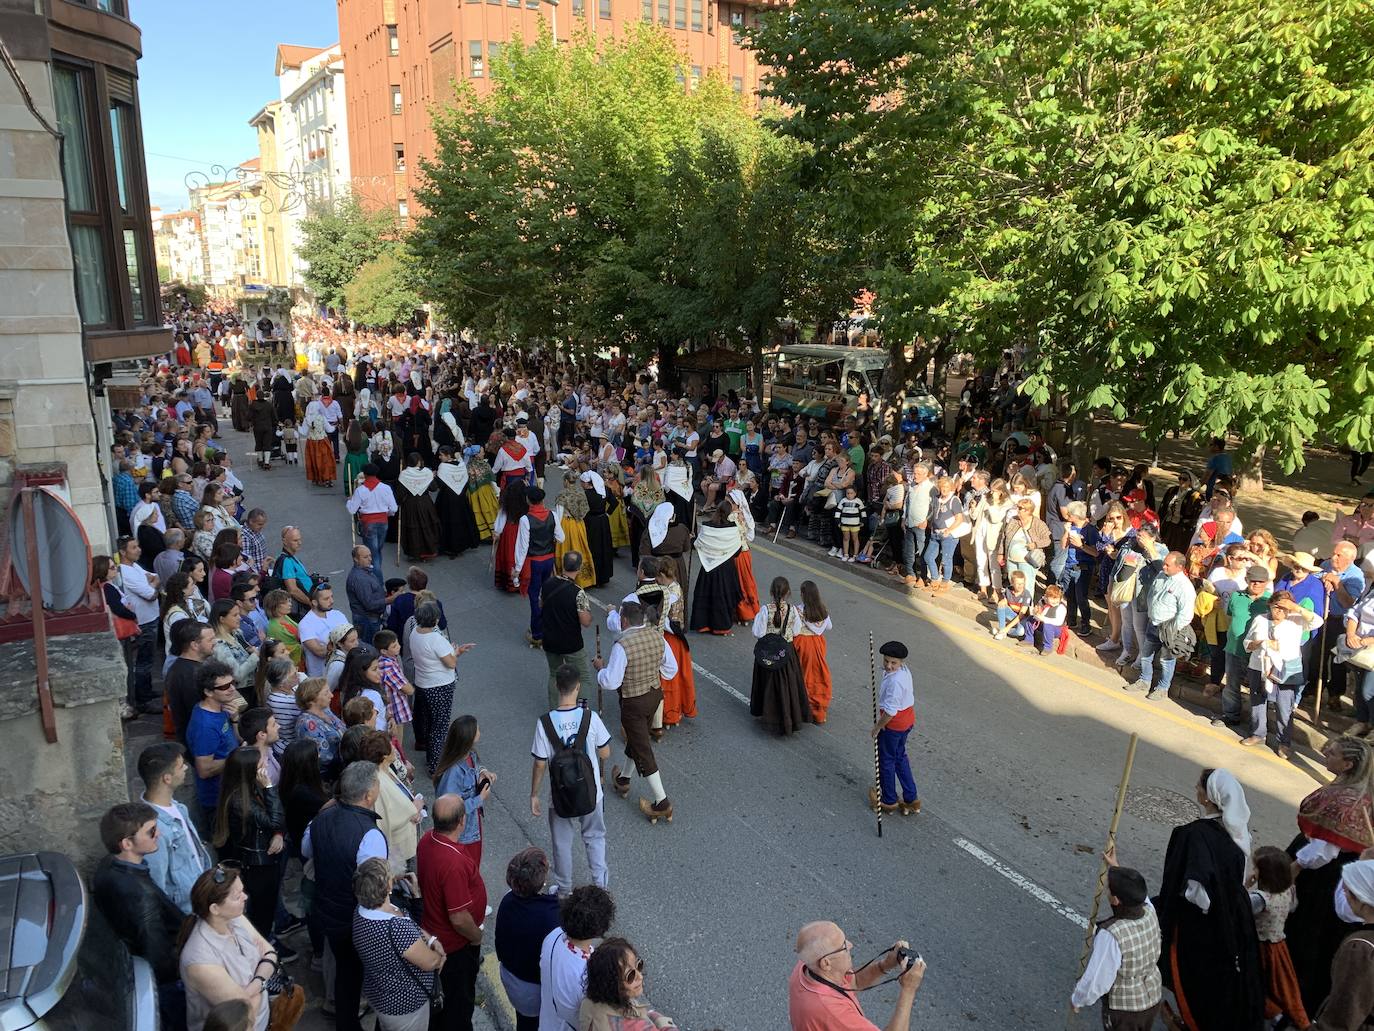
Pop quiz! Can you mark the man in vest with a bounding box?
[1069,864,1162,1029]
[594,600,678,823]
[514,485,564,648]
[606,557,668,737]
[302,762,386,1031]
[540,550,595,709]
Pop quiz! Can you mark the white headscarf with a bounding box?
[1341,860,1374,908]
[728,488,755,539]
[580,469,606,498]
[1205,769,1252,878]
[648,501,673,548]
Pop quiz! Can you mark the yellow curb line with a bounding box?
[752,540,1310,780]
[480,949,516,1026]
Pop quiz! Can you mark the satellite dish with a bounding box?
[9,487,92,611]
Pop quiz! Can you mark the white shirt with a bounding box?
[539,929,591,1031]
[751,604,803,639]
[594,629,678,689]
[532,707,612,802]
[492,445,534,479]
[410,628,456,689]
[513,511,565,575]
[1244,612,1316,674]
[346,481,399,517]
[306,397,342,432]
[119,560,160,625]
[1070,901,1157,1009]
[298,609,349,676]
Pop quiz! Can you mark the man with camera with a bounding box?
[788,920,927,1030]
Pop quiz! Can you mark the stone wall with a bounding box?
[0,633,129,873]
[0,43,110,556]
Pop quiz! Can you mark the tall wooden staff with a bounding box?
[1312,589,1333,725]
[595,625,603,714]
[1069,732,1139,1024]
[869,632,882,838]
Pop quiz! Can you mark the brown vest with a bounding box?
[618,625,664,699]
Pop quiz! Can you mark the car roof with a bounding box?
[775,344,888,365]
[0,852,85,1031]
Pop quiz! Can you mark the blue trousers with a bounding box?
[360,520,387,579]
[132,620,158,707]
[352,614,382,652]
[923,534,958,582]
[1250,672,1303,744]
[878,726,917,805]
[527,556,556,640]
[1138,627,1177,693]
[901,526,927,578]
[1061,563,1094,628]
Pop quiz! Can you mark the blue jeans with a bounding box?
[132,620,158,707]
[877,726,917,805]
[360,520,387,578]
[1061,563,1094,628]
[527,556,556,640]
[1353,667,1374,724]
[901,526,928,579]
[996,605,1024,637]
[1221,650,1250,719]
[352,614,382,651]
[1037,622,1062,652]
[1138,627,1177,693]
[1251,672,1303,744]
[922,534,957,582]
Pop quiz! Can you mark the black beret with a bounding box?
[879,641,908,659]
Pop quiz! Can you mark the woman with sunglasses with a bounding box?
[177,864,277,1031]
[577,938,677,1031]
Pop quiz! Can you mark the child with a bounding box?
[1248,845,1309,1028]
[869,640,919,815]
[342,695,377,729]
[280,421,299,464]
[835,485,865,562]
[1031,584,1067,654]
[794,580,834,723]
[374,629,414,743]
[992,570,1033,640]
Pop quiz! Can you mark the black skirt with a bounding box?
[585,489,614,587]
[691,558,741,634]
[435,483,481,556]
[750,645,812,736]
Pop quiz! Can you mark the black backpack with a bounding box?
[541,710,598,819]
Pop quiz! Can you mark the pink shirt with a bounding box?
[787,960,878,1031]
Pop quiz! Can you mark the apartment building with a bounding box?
[153,207,207,284]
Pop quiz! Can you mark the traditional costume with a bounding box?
[1309,862,1374,1029]
[492,432,533,487]
[1070,869,1163,1031]
[395,464,441,561]
[729,489,760,623]
[663,459,695,530]
[658,577,696,725]
[793,614,833,724]
[369,429,402,544]
[872,641,918,811]
[553,482,597,589]
[1284,773,1374,1013]
[229,378,251,433]
[628,475,665,570]
[643,502,691,593]
[607,474,631,550]
[597,615,677,823]
[691,521,742,634]
[750,600,811,736]
[346,472,399,576]
[1154,770,1263,1031]
[343,440,369,496]
[434,452,481,556]
[492,504,521,593]
[465,447,498,541]
[515,488,564,645]
[582,471,615,588]
[302,409,334,486]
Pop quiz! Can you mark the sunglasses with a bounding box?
[211,861,242,884]
[623,958,645,984]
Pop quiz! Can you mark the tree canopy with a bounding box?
[296,195,399,313]
[342,246,424,328]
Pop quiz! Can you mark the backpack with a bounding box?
[541,710,598,819]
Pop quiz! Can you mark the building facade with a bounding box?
[338,0,771,220]
[153,207,207,284]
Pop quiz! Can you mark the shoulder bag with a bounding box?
[386,919,445,1014]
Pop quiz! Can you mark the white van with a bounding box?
[766,344,940,423]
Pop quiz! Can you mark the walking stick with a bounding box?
[1068,732,1139,1024]
[348,470,357,547]
[1312,591,1333,726]
[869,632,882,839]
[595,625,603,714]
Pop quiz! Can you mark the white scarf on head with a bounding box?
[648,502,673,548]
[580,470,606,498]
[1342,860,1374,908]
[728,489,755,540]
[1206,769,1253,879]
[370,432,395,462]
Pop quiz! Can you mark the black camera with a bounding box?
[894,946,921,968]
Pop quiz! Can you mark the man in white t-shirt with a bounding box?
[530,666,612,896]
[298,583,349,677]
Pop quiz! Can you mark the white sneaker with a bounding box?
[1096,639,1122,652]
[828,547,840,557]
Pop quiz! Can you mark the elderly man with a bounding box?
[1132,551,1196,700]
[788,920,926,1031]
[345,544,388,647]
[894,461,938,587]
[417,794,487,1030]
[1322,540,1367,712]
[153,527,186,585]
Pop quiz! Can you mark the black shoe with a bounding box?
[275,916,306,938]
[272,939,299,963]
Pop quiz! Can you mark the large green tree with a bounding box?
[296,196,398,312]
[343,246,424,328]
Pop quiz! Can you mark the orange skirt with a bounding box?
[735,549,760,622]
[1259,940,1308,1027]
[793,634,833,723]
[305,438,334,484]
[662,633,697,723]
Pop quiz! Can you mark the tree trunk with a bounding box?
[658,343,679,394]
[1235,443,1265,495]
[750,333,765,412]
[1067,413,1097,473]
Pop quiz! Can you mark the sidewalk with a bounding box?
[766,533,1356,762]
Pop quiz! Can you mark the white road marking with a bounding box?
[587,594,751,705]
[953,837,1089,929]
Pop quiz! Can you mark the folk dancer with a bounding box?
[870,640,920,815]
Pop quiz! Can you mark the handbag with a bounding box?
[1333,639,1374,672]
[267,971,305,1031]
[754,633,790,670]
[1027,547,1047,570]
[386,921,445,1013]
[112,614,140,641]
[391,875,425,924]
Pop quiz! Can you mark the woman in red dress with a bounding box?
[491,479,527,592]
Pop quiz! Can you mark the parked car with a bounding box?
[0,851,158,1031]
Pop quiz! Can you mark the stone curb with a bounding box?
[765,533,1357,757]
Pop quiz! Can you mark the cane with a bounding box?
[1068,733,1139,1026]
[348,470,357,547]
[1313,590,1333,726]
[396,511,402,567]
[869,632,882,839]
[595,625,603,714]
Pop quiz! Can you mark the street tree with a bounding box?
[343,246,424,328]
[296,195,398,313]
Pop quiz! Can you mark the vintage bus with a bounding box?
[766,344,941,424]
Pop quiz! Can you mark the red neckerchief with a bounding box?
[528,503,550,520]
[363,475,381,490]
[502,439,527,460]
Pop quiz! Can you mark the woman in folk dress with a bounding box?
[793,580,834,724]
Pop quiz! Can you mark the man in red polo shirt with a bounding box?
[417,794,487,1030]
[788,921,926,1031]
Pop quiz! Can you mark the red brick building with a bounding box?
[337,0,773,220]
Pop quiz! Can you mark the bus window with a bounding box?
[846,371,866,397]
[818,361,842,389]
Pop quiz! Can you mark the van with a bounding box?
[766,344,941,424]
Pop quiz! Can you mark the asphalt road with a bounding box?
[224,428,1321,1030]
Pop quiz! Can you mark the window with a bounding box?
[394,145,406,172]
[398,199,409,225]
[392,85,402,114]
[53,65,109,325]
[690,65,701,88]
[599,0,611,16]
[707,1,712,30]
[487,41,502,66]
[731,8,743,41]
[641,0,650,18]
[387,24,399,55]
[574,0,586,12]
[674,0,685,28]
[690,0,701,30]
[658,0,668,24]
[527,0,541,8]
[675,66,685,86]
[508,0,520,7]
[732,75,743,93]
[469,41,484,77]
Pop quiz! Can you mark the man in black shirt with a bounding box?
[165,619,216,743]
[540,551,594,709]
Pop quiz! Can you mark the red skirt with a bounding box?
[1259,940,1308,1026]
[305,438,334,484]
[793,634,833,724]
[735,549,760,622]
[494,524,519,592]
[662,633,696,723]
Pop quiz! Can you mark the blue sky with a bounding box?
[135,0,337,212]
